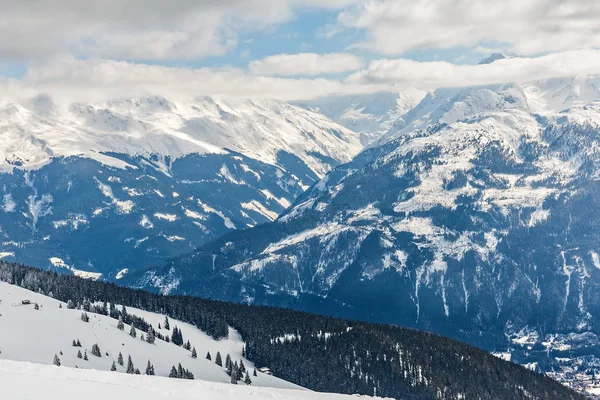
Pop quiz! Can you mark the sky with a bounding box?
[2,0,600,101]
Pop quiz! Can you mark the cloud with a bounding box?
[0,0,355,62]
[7,57,386,103]
[338,0,600,56]
[347,50,600,89]
[249,53,364,76]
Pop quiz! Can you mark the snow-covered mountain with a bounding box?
[0,280,298,389]
[0,360,379,400]
[0,96,361,278]
[296,89,426,146]
[127,77,600,393]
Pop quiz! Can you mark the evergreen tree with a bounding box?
[91,344,101,357]
[169,366,178,378]
[242,346,246,358]
[72,339,77,347]
[225,354,232,370]
[158,322,161,329]
[239,360,246,375]
[76,339,81,347]
[177,363,184,379]
[77,350,82,359]
[191,347,197,358]
[111,361,117,371]
[230,371,237,385]
[183,340,191,351]
[244,372,252,385]
[146,360,155,376]
[118,352,124,366]
[83,351,88,361]
[117,316,124,331]
[146,327,155,344]
[164,316,170,330]
[126,355,134,374]
[215,352,222,367]
[129,325,137,338]
[53,354,61,366]
[134,368,141,375]
[206,351,211,361]
[80,312,89,322]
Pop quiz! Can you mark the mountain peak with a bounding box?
[478,53,506,65]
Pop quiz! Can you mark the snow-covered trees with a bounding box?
[126,355,134,374]
[53,354,61,366]
[117,316,124,331]
[191,347,197,358]
[80,312,89,323]
[145,360,155,376]
[110,361,117,371]
[91,344,101,357]
[171,326,183,346]
[146,327,155,344]
[117,352,124,366]
[164,316,170,331]
[215,351,222,367]
[129,325,137,338]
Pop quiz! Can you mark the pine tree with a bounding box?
[230,371,237,385]
[215,351,222,367]
[34,303,39,310]
[242,346,246,358]
[244,372,252,385]
[81,312,89,322]
[117,316,124,331]
[225,354,232,369]
[84,351,88,361]
[146,360,155,376]
[134,368,140,375]
[91,344,101,357]
[158,322,161,330]
[177,363,184,379]
[191,347,197,358]
[164,316,170,330]
[239,360,246,375]
[77,350,82,359]
[72,339,77,347]
[126,355,134,374]
[206,351,211,361]
[184,340,191,351]
[53,354,61,366]
[76,339,81,347]
[111,361,117,371]
[146,327,155,344]
[118,352,124,366]
[253,369,257,377]
[169,366,178,378]
[129,325,137,338]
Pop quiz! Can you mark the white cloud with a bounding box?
[339,0,600,56]
[0,0,355,62]
[249,53,364,76]
[347,50,600,89]
[6,56,386,103]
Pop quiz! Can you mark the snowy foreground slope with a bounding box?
[0,280,297,390]
[0,360,381,400]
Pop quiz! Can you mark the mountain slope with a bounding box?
[128,89,600,393]
[0,360,376,400]
[0,262,583,400]
[0,96,361,278]
[296,90,426,146]
[0,280,298,389]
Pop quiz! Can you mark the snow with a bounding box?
[0,281,300,390]
[115,268,129,280]
[0,359,382,400]
[241,200,279,221]
[154,213,178,222]
[0,96,362,178]
[49,257,102,281]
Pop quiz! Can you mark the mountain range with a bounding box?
[123,76,600,393]
[0,96,360,278]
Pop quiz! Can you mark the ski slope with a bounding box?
[0,281,298,390]
[0,360,383,400]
